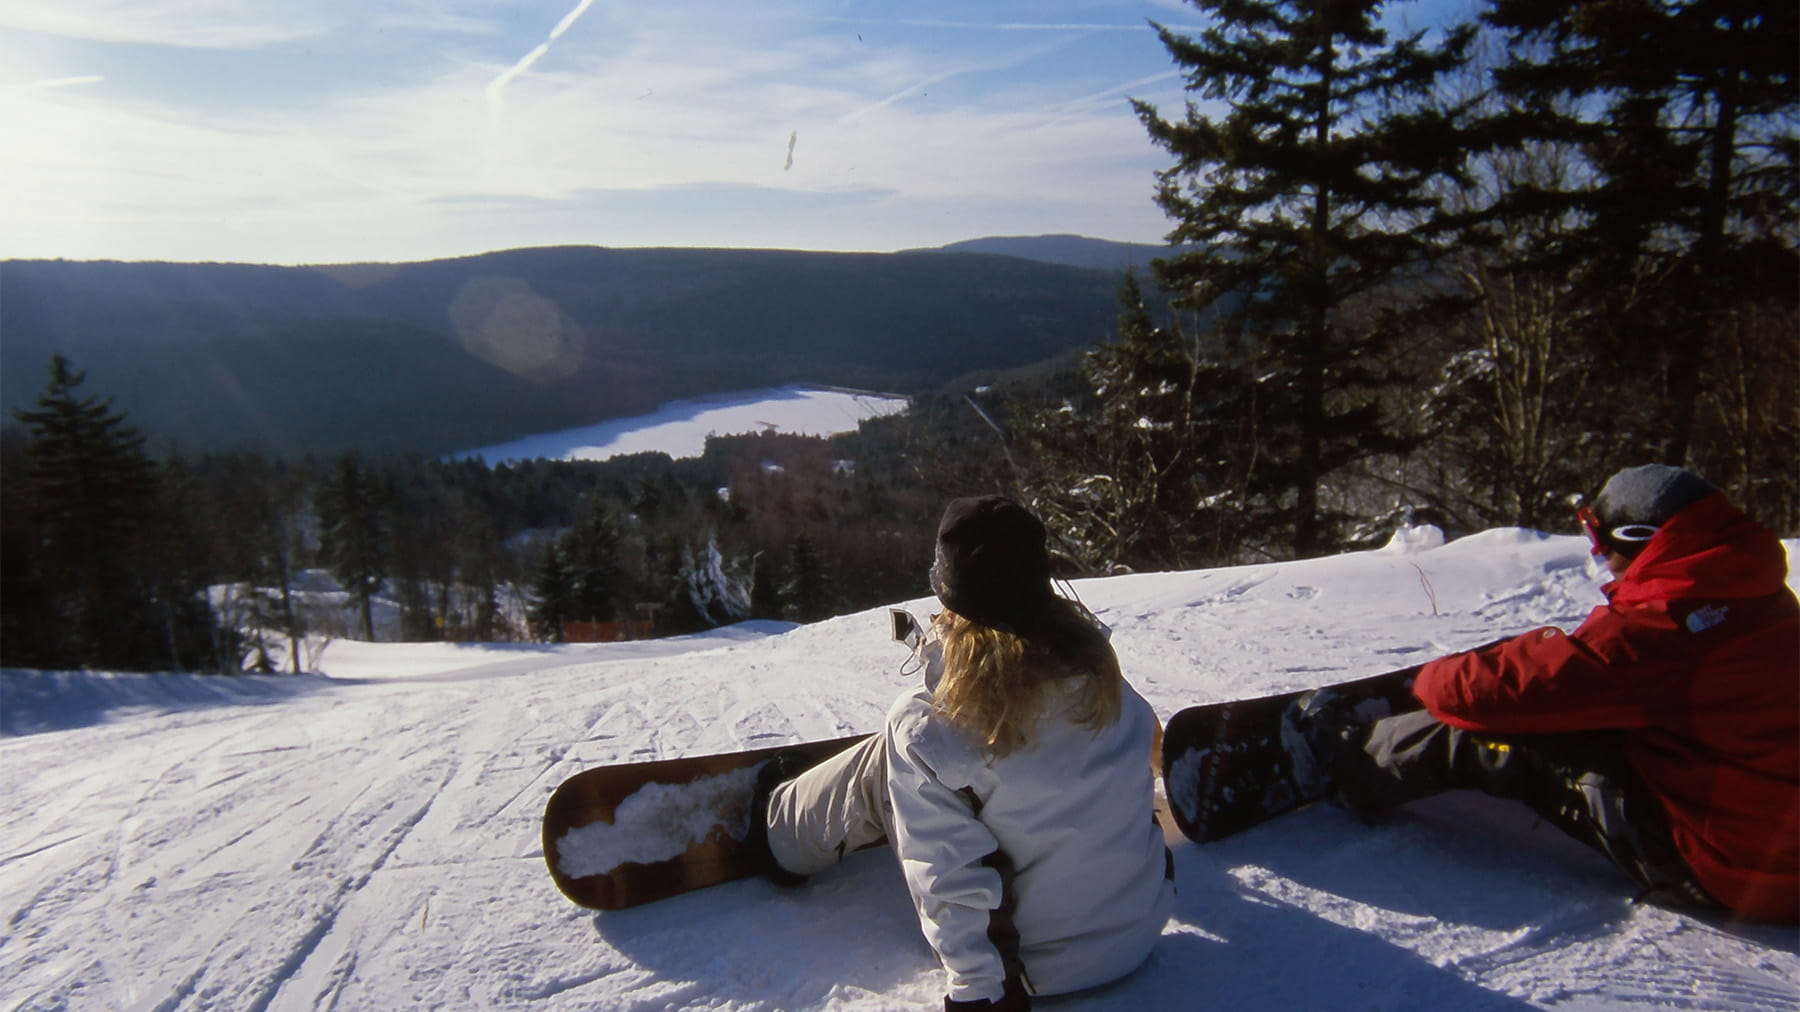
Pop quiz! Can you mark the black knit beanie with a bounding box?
[1591,464,1717,556]
[930,496,1056,634]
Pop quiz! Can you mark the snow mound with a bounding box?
[1380,523,1445,553]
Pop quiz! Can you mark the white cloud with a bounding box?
[24,75,105,90]
[0,0,340,48]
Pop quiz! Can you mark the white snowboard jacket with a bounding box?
[883,643,1174,1003]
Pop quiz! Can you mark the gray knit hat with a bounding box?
[1590,464,1717,556]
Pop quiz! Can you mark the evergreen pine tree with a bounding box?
[528,544,576,642]
[566,499,624,623]
[1135,0,1475,556]
[11,355,168,669]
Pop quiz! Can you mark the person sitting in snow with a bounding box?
[1293,464,1798,922]
[746,495,1174,1010]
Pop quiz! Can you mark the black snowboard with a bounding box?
[1160,665,1423,843]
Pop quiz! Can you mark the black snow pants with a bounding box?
[1335,708,1720,911]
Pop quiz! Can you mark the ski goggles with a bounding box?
[1577,505,1659,557]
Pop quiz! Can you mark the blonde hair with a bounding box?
[930,600,1123,758]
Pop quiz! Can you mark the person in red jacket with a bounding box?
[1298,464,1798,921]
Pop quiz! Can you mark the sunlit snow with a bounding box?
[4,528,1796,1009]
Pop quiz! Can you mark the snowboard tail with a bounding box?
[1160,666,1422,844]
[543,734,870,910]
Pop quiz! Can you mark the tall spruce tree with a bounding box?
[566,499,625,623]
[1483,0,1798,464]
[1135,0,1474,556]
[528,544,577,642]
[11,355,168,668]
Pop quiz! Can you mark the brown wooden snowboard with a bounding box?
[543,734,870,910]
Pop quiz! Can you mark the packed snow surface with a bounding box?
[460,384,909,463]
[4,528,1798,1010]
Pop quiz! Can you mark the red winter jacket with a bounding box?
[1414,493,1799,922]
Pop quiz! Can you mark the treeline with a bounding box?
[0,358,949,672]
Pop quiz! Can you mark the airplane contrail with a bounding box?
[486,0,596,111]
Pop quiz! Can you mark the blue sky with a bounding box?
[0,1,1468,266]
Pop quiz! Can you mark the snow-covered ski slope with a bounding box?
[4,528,1797,1011]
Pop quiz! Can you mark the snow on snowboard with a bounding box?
[543,733,871,909]
[1159,665,1422,843]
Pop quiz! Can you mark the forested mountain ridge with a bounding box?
[0,241,1153,457]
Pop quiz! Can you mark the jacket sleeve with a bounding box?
[1412,607,1676,734]
[884,701,1013,1005]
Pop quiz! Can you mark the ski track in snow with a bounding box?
[1,529,1796,1010]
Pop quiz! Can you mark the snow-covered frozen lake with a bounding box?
[460,384,909,463]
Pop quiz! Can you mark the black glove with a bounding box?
[944,978,1029,1011]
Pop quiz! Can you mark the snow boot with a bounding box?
[1281,687,1386,805]
[744,750,815,888]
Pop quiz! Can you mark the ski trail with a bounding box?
[258,689,509,1012]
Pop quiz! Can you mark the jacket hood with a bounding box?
[1606,492,1791,606]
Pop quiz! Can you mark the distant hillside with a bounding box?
[919,235,1176,273]
[1,246,1132,457]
